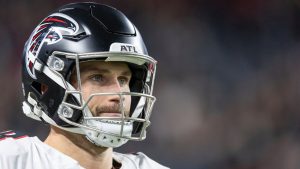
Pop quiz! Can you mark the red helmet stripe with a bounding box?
[44,17,66,24]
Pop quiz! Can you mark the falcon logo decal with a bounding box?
[25,13,79,79]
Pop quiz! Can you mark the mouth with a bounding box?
[98,112,123,117]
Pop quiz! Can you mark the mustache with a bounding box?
[95,104,130,115]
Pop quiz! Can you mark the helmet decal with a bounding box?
[109,42,143,54]
[25,13,79,79]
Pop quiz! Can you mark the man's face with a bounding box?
[72,61,132,117]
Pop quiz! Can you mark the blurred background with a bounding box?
[1,0,300,168]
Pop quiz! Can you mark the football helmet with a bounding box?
[21,2,157,148]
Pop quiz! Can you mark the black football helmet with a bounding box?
[21,2,156,147]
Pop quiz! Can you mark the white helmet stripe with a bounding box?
[34,60,75,91]
[131,96,146,118]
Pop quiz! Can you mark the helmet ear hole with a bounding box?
[31,82,48,96]
[41,84,49,95]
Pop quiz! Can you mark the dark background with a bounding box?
[1,0,300,169]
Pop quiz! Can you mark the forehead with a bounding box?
[79,61,131,74]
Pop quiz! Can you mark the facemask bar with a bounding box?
[46,51,157,141]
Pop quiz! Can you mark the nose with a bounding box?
[107,78,123,103]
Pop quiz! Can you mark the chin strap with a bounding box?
[81,105,133,148]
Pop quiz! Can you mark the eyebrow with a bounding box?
[80,67,132,76]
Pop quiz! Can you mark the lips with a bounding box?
[98,112,122,117]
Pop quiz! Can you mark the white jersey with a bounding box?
[0,132,169,169]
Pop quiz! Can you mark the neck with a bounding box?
[44,126,113,169]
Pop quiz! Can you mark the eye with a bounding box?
[118,77,129,86]
[90,74,104,82]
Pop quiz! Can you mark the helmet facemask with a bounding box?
[47,51,157,147]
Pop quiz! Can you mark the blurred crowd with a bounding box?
[1,0,300,169]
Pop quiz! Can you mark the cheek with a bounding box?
[81,83,104,100]
[81,87,91,102]
[81,85,103,110]
[126,95,131,104]
[125,95,131,111]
